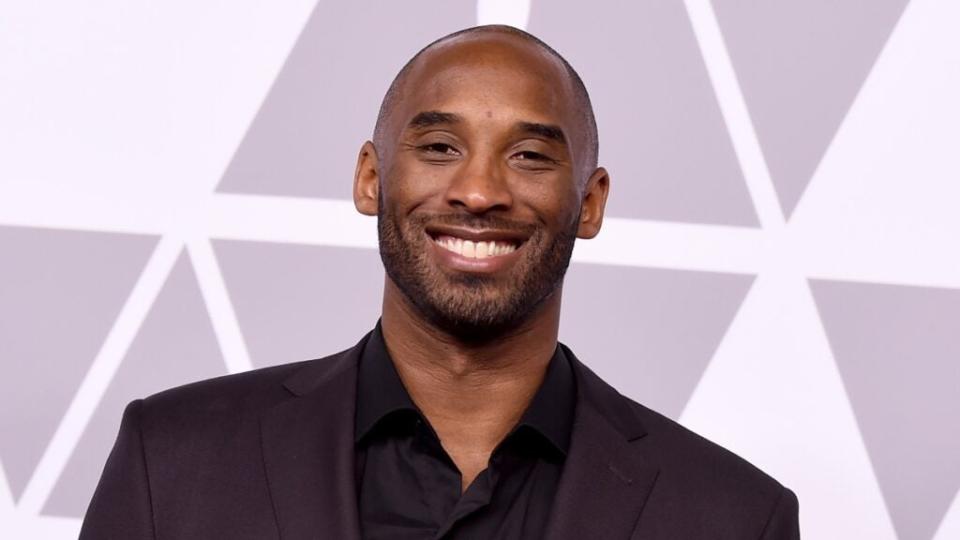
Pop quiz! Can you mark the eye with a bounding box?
[514,150,550,161]
[419,143,459,156]
[510,150,558,171]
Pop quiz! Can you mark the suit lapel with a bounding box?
[544,347,661,540]
[260,336,369,540]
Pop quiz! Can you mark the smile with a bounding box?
[433,235,518,259]
[424,225,530,273]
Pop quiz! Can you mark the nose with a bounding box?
[444,153,513,214]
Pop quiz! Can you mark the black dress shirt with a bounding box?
[354,324,576,540]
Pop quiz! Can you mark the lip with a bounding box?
[424,224,531,245]
[425,231,525,274]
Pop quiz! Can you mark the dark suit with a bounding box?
[80,331,800,539]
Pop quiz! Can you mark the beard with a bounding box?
[378,202,578,341]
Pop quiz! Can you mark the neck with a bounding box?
[379,278,561,475]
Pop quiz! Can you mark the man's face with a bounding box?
[373,36,594,337]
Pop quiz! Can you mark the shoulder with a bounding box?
[134,341,360,437]
[141,359,308,417]
[616,386,799,535]
[623,402,799,536]
[627,398,786,496]
[565,346,794,523]
[626,405,801,536]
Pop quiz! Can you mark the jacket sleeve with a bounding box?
[758,486,801,540]
[79,399,157,540]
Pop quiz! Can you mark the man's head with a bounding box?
[354,25,610,339]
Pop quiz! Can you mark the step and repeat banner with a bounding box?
[2,1,958,538]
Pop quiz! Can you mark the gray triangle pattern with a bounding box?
[212,240,384,368]
[0,226,157,502]
[560,264,754,419]
[528,0,758,227]
[216,1,474,200]
[810,279,960,540]
[44,250,227,517]
[713,0,910,218]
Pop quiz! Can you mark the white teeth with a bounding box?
[434,235,518,259]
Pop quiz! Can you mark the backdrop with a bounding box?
[2,1,958,539]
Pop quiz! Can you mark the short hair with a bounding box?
[373,25,599,176]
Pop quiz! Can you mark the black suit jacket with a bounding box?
[80,331,800,539]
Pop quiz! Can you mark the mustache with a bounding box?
[408,213,539,235]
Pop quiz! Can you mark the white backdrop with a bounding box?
[2,1,959,539]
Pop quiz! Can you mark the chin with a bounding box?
[412,281,554,343]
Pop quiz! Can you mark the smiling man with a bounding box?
[81,25,800,540]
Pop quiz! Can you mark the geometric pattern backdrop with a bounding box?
[1,1,958,538]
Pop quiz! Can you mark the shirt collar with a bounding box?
[354,323,418,443]
[354,322,576,456]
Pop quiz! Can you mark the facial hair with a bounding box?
[378,202,578,341]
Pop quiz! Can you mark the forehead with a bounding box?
[395,33,579,129]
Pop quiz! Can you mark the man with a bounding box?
[81,25,800,539]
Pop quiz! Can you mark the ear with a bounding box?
[577,167,610,239]
[353,141,380,216]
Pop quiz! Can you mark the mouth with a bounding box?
[431,234,522,258]
[424,224,530,271]
[425,225,528,258]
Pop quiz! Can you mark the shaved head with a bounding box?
[373,25,599,179]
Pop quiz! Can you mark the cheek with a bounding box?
[514,179,582,228]
[383,161,452,211]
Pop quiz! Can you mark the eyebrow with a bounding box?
[407,110,463,130]
[405,111,568,146]
[516,121,567,145]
